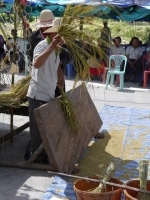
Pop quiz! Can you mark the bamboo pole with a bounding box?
[11,0,18,86]
[0,23,10,45]
[7,2,17,143]
[138,160,149,200]
[89,162,116,193]
[47,171,150,196]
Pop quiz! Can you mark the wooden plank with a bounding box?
[0,122,29,144]
[0,103,29,116]
[0,160,55,171]
[0,103,29,144]
[34,84,103,174]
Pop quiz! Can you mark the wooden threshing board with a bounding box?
[34,84,102,174]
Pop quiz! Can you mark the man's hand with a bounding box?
[51,34,63,49]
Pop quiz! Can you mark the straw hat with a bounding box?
[44,18,61,33]
[34,9,55,27]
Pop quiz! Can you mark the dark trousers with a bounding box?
[125,59,142,80]
[28,97,48,153]
[25,86,65,157]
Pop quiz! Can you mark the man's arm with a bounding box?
[33,34,62,69]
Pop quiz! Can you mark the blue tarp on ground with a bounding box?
[100,105,150,181]
[43,104,150,200]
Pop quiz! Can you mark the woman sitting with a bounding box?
[125,37,143,82]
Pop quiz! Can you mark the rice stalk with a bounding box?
[59,87,78,134]
[56,4,108,130]
[58,4,120,132]
[58,4,108,82]
[0,75,31,106]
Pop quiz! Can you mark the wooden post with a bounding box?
[138,160,149,200]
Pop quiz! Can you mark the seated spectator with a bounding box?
[108,37,126,81]
[144,47,150,69]
[125,37,143,82]
[139,47,150,86]
[110,36,125,56]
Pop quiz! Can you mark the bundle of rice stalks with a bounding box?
[57,4,111,130]
[0,75,31,106]
[57,4,111,82]
[59,87,79,134]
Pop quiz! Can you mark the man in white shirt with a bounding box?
[110,36,125,55]
[26,14,64,163]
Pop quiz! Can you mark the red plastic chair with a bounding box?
[143,70,150,87]
[142,54,150,87]
[89,67,104,77]
[89,60,105,80]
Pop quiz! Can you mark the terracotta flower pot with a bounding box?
[73,177,123,200]
[124,179,150,200]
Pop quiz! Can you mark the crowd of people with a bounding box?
[0,18,149,86]
[91,21,150,86]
